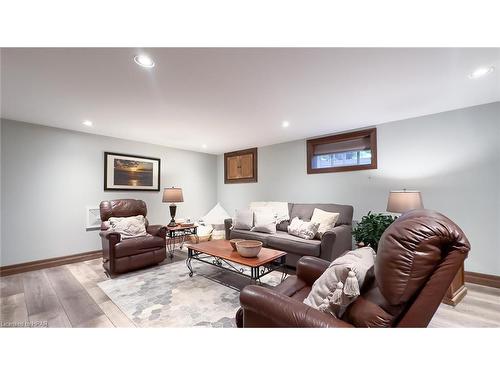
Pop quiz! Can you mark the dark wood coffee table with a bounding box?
[186,240,287,284]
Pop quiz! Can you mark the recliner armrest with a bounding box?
[99,230,121,242]
[296,256,330,286]
[239,285,353,328]
[147,224,167,238]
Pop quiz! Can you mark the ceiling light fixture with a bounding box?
[134,54,155,68]
[82,120,93,127]
[201,144,208,149]
[282,121,290,128]
[468,66,494,79]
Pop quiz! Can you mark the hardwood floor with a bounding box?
[1,253,499,328]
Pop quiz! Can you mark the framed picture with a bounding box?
[104,152,160,191]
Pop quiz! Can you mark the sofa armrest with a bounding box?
[147,224,167,238]
[296,256,331,286]
[224,218,233,240]
[320,225,352,262]
[239,285,353,328]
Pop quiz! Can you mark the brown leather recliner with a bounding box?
[236,209,471,328]
[99,199,167,276]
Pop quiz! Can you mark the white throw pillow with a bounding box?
[303,247,375,317]
[310,208,340,239]
[249,201,289,224]
[201,202,231,225]
[287,217,320,240]
[232,209,254,230]
[109,215,148,239]
[251,208,277,234]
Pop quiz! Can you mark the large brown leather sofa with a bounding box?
[224,203,353,267]
[236,209,470,328]
[99,199,167,276]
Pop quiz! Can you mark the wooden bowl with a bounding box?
[236,240,263,258]
[229,239,244,251]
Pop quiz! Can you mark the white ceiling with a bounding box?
[1,48,499,154]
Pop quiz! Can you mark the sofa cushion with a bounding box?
[267,231,321,257]
[276,220,290,232]
[290,203,353,226]
[229,229,271,246]
[233,209,254,230]
[115,235,165,257]
[251,208,277,234]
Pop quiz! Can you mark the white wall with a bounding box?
[0,119,217,266]
[217,102,500,275]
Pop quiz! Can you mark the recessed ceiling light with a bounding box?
[468,66,494,79]
[134,54,155,68]
[282,121,290,128]
[201,144,207,149]
[82,120,93,127]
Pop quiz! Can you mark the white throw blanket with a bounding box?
[249,201,290,224]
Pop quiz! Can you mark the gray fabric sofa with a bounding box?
[224,203,353,267]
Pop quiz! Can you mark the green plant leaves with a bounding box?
[352,211,396,251]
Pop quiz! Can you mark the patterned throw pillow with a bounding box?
[109,215,148,239]
[303,247,376,317]
[287,217,320,240]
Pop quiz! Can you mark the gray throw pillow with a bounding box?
[232,209,254,230]
[251,208,277,234]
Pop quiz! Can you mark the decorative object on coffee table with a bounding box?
[229,239,244,251]
[224,147,257,184]
[352,211,396,251]
[386,189,424,213]
[165,223,198,258]
[235,240,262,258]
[186,240,286,285]
[104,152,160,191]
[162,187,184,227]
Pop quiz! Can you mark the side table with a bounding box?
[165,224,199,259]
[443,263,467,306]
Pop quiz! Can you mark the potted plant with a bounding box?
[352,211,396,251]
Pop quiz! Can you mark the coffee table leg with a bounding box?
[186,248,194,277]
[250,266,263,285]
[280,256,287,282]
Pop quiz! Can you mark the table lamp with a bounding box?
[387,189,424,214]
[163,187,184,227]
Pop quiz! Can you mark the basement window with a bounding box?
[307,128,377,174]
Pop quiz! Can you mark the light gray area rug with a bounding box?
[98,259,284,327]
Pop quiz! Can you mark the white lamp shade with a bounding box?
[162,187,184,203]
[387,190,423,213]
